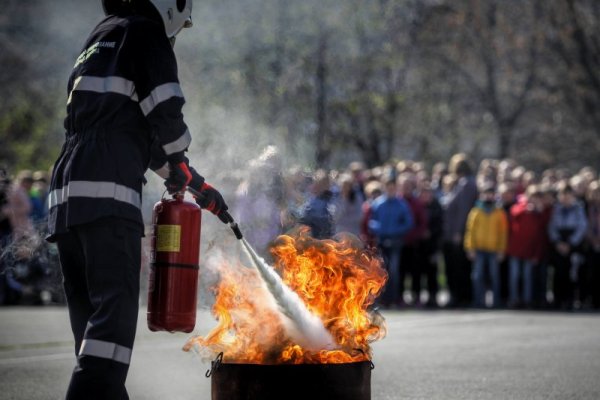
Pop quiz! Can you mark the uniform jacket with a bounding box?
[48,12,190,238]
[506,199,545,261]
[464,202,508,253]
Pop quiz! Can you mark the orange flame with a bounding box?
[184,228,387,364]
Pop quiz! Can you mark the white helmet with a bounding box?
[148,0,193,38]
[102,0,193,38]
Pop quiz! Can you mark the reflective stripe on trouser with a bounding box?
[79,339,132,365]
[56,217,142,400]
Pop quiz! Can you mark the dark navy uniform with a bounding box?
[48,10,189,400]
[49,13,187,234]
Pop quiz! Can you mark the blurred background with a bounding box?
[2,0,600,171]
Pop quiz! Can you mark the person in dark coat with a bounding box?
[441,154,478,307]
[369,178,414,307]
[398,174,428,306]
[548,183,588,310]
[418,183,443,307]
[300,170,335,239]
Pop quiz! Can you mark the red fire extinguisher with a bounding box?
[147,193,201,333]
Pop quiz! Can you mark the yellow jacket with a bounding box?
[464,203,508,253]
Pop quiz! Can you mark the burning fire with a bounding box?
[184,228,387,364]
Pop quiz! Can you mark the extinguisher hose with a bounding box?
[186,187,243,240]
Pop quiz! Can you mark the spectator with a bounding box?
[348,161,367,204]
[533,184,556,307]
[548,183,588,310]
[464,184,508,308]
[300,169,335,239]
[497,159,517,183]
[2,170,34,241]
[0,168,13,305]
[334,174,363,236]
[369,178,413,307]
[360,180,383,249]
[418,183,443,307]
[506,185,546,308]
[398,173,428,306]
[235,146,285,255]
[281,166,310,232]
[477,158,498,189]
[430,162,448,199]
[570,174,588,206]
[585,180,600,309]
[31,170,49,224]
[442,154,478,307]
[510,166,527,195]
[498,181,517,306]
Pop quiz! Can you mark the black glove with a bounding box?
[164,161,192,194]
[194,182,230,224]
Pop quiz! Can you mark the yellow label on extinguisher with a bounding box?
[156,224,181,252]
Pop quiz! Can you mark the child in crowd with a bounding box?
[369,178,414,307]
[464,184,508,308]
[548,183,588,309]
[506,185,546,308]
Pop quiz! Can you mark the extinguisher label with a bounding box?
[156,224,181,252]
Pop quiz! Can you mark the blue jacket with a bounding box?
[368,195,414,239]
[300,191,335,239]
[548,202,588,246]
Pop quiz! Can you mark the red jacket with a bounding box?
[360,201,376,248]
[506,199,545,261]
[402,195,427,246]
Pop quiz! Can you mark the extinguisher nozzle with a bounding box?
[230,222,243,240]
[221,211,243,240]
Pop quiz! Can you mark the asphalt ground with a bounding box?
[0,307,599,399]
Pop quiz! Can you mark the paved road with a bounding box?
[0,307,599,399]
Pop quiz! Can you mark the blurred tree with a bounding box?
[0,0,65,171]
[545,0,600,133]
[2,0,600,172]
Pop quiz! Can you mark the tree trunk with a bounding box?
[315,31,329,168]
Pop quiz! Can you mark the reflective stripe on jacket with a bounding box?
[48,12,189,236]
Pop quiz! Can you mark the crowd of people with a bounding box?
[2,149,600,311]
[0,168,59,305]
[236,148,600,312]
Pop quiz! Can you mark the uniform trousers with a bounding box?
[56,217,142,400]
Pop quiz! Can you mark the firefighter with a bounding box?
[46,0,228,398]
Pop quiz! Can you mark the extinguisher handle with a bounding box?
[186,187,243,240]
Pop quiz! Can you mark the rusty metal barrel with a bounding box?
[210,361,372,400]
